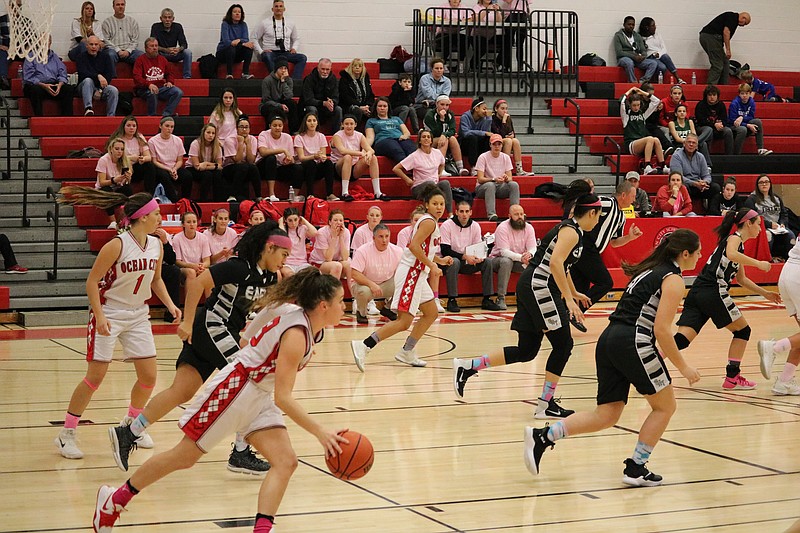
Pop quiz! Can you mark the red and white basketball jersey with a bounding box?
[99,232,161,308]
[398,213,440,273]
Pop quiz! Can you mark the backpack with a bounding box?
[451,187,474,206]
[66,146,103,158]
[153,183,172,204]
[239,199,255,223]
[578,53,606,67]
[254,199,282,222]
[303,196,330,227]
[117,92,134,116]
[175,198,203,221]
[348,184,373,201]
[198,54,218,79]
[533,182,567,200]
[390,45,413,63]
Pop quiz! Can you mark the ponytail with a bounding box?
[59,186,153,223]
[714,207,757,244]
[256,267,342,311]
[622,228,700,278]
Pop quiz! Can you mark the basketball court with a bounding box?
[1,298,798,532]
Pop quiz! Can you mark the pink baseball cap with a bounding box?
[490,134,503,144]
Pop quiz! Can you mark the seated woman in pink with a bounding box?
[330,115,386,202]
[308,209,351,281]
[203,208,239,265]
[654,171,694,216]
[171,211,213,283]
[106,115,156,196]
[95,138,133,229]
[256,115,303,202]
[394,129,453,213]
[186,123,223,202]
[221,115,261,202]
[295,112,337,201]
[278,206,318,278]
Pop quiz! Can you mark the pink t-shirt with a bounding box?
[399,149,446,188]
[308,225,351,264]
[350,223,376,251]
[147,134,185,166]
[294,132,328,156]
[94,153,122,188]
[439,218,482,254]
[351,241,403,284]
[186,139,218,169]
[396,225,413,249]
[475,151,513,184]
[285,224,310,266]
[171,230,213,264]
[221,135,258,167]
[209,110,237,142]
[204,226,240,264]
[330,130,364,164]
[123,136,149,158]
[257,131,294,164]
[490,219,537,258]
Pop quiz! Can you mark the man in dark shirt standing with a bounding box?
[699,11,751,85]
[150,8,192,79]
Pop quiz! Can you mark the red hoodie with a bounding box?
[133,54,172,90]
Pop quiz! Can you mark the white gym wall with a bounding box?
[44,0,799,72]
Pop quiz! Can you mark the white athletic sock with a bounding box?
[371,178,383,197]
[341,179,350,195]
[234,434,249,452]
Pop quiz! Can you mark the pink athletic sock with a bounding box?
[470,354,490,370]
[112,482,137,508]
[127,405,143,418]
[780,363,798,382]
[775,338,792,354]
[253,516,274,532]
[64,412,80,430]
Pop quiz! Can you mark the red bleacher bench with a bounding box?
[0,286,9,310]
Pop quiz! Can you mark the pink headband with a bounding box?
[495,99,507,107]
[578,199,603,207]
[131,199,159,220]
[741,209,759,223]
[267,234,292,250]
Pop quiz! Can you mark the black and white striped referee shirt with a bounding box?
[586,195,626,253]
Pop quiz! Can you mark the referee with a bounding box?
[568,180,643,330]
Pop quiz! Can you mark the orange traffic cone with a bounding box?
[545,49,556,72]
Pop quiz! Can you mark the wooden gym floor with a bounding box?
[1,298,798,532]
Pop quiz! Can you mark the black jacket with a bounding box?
[338,70,375,109]
[302,69,339,108]
[389,80,414,109]
[695,99,730,128]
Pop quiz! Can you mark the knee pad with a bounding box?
[732,325,751,341]
[674,333,691,350]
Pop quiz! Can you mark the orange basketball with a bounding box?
[325,430,374,480]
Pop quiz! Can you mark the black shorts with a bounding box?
[676,286,742,332]
[595,323,672,405]
[511,266,568,333]
[175,326,233,382]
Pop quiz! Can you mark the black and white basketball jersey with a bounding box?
[610,261,682,329]
[585,195,625,253]
[693,233,742,290]
[530,218,583,295]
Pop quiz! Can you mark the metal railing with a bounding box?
[0,94,10,180]
[563,97,580,173]
[46,186,60,281]
[19,138,30,227]
[603,136,622,186]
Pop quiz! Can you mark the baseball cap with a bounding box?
[436,94,451,104]
[625,171,640,181]
[490,134,503,144]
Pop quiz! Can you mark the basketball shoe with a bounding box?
[772,377,800,396]
[55,428,83,459]
[351,340,370,372]
[534,398,575,419]
[758,339,777,379]
[622,458,663,487]
[227,444,271,475]
[523,425,554,475]
[722,373,756,390]
[395,348,427,367]
[93,485,124,532]
[452,358,477,398]
[120,416,154,448]
[109,424,138,472]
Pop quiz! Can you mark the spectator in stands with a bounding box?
[204,208,239,265]
[248,209,265,226]
[474,133,520,221]
[440,201,502,312]
[657,84,685,138]
[221,116,261,201]
[257,115,303,202]
[101,0,144,76]
[668,104,699,152]
[415,57,451,123]
[625,171,651,213]
[331,115,386,202]
[308,209,351,281]
[613,16,660,83]
[497,0,529,71]
[278,206,316,278]
[425,95,468,176]
[738,69,790,103]
[294,112,336,200]
[708,177,744,216]
[21,38,74,116]
[636,83,672,155]
[459,96,493,171]
[150,8,192,79]
[76,35,118,116]
[147,115,191,201]
[365,97,416,165]
[351,205,383,253]
[490,203,536,310]
[435,0,473,70]
[172,211,212,284]
[260,57,299,133]
[695,84,742,157]
[397,205,447,313]
[95,138,133,228]
[394,129,454,213]
[729,83,773,156]
[251,0,307,81]
[186,123,223,202]
[303,58,342,133]
[669,133,719,210]
[745,174,795,261]
[0,233,27,273]
[216,4,254,80]
[209,88,242,145]
[699,12,751,86]
[491,98,534,176]
[638,17,686,84]
[621,86,666,175]
[69,1,107,62]
[107,116,156,195]
[133,37,184,117]
[389,73,421,132]
[339,58,375,126]
[470,0,502,72]
[654,171,694,216]
[350,223,403,323]
[0,3,11,90]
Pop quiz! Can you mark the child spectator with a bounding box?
[739,69,791,102]
[729,83,773,156]
[620,86,667,175]
[695,84,743,156]
[389,74,421,132]
[491,98,534,176]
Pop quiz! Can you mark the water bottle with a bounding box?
[288,186,295,202]
[17,65,22,78]
[691,72,697,85]
[657,71,663,84]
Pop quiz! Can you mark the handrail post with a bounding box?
[603,135,622,186]
[46,187,60,281]
[18,138,30,227]
[563,97,580,173]
[0,94,10,180]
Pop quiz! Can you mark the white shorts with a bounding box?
[179,365,284,452]
[87,305,156,362]
[392,264,433,315]
[286,263,313,274]
[779,262,800,317]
